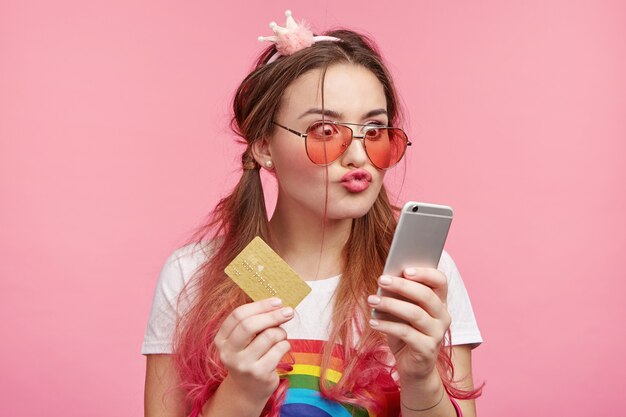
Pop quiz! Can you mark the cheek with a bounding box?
[273,141,323,184]
[271,134,305,163]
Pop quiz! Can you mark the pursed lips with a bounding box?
[340,169,372,192]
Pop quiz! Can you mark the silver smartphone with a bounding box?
[372,201,453,318]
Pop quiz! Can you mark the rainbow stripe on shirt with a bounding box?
[279,339,399,417]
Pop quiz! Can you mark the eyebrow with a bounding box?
[297,108,388,119]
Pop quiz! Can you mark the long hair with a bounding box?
[171,29,481,417]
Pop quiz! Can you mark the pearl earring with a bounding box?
[265,160,273,168]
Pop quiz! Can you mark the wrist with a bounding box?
[200,375,274,417]
[401,386,445,412]
[399,370,445,412]
[398,367,441,393]
[221,374,275,408]
[396,356,440,383]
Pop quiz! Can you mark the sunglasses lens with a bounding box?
[304,122,408,168]
[365,127,408,169]
[305,122,351,165]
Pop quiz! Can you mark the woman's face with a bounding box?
[267,63,388,221]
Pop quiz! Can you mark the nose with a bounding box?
[340,134,369,168]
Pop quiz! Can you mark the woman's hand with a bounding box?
[214,298,294,402]
[367,267,451,383]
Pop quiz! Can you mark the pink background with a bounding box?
[1,0,625,415]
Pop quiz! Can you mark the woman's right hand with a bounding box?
[214,297,294,402]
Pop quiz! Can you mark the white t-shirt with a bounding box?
[141,243,482,355]
[142,242,483,416]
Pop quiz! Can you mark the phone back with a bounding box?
[383,202,454,276]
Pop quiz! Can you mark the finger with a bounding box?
[228,339,291,384]
[255,339,292,374]
[215,298,283,343]
[403,267,448,302]
[241,327,288,361]
[369,317,440,355]
[368,294,447,337]
[377,275,447,319]
[226,307,294,350]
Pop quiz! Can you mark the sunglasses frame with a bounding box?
[272,120,411,170]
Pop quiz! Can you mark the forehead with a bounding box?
[278,63,387,120]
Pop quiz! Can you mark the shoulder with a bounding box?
[438,250,484,347]
[438,249,461,284]
[165,241,212,280]
[437,249,470,297]
[142,241,213,355]
[154,241,213,301]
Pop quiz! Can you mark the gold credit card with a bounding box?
[224,236,311,309]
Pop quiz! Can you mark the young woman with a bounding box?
[143,11,483,417]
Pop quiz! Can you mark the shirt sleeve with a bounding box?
[438,250,483,348]
[141,246,199,355]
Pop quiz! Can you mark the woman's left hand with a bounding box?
[367,267,451,383]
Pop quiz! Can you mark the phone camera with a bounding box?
[411,205,419,212]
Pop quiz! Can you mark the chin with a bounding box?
[328,197,379,220]
[327,209,365,220]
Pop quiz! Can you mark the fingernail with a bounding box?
[281,307,294,317]
[369,319,379,327]
[367,295,381,305]
[379,275,392,285]
[405,267,417,276]
[270,298,283,307]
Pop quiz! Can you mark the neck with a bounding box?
[268,200,352,281]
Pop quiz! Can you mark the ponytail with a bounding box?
[173,148,280,417]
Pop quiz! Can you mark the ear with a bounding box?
[251,138,273,169]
